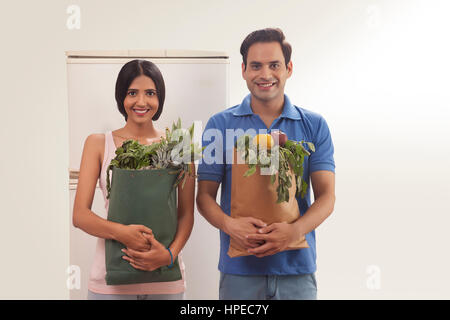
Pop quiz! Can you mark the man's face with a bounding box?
[242,41,293,104]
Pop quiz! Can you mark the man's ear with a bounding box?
[287,61,293,78]
[241,62,246,78]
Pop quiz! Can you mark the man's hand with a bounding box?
[197,181,266,249]
[224,216,267,250]
[246,222,300,258]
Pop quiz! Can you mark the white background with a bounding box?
[0,0,449,299]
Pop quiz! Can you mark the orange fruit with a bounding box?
[252,134,274,149]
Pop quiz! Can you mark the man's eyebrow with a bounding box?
[249,60,282,65]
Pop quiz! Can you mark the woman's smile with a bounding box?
[132,107,151,116]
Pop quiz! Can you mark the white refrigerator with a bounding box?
[66,50,229,300]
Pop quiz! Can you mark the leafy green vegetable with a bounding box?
[106,119,202,199]
[235,134,315,203]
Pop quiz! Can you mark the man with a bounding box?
[196,28,335,300]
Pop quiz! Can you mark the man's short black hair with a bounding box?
[240,28,292,69]
[115,59,165,121]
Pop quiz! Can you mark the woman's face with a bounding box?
[123,75,159,123]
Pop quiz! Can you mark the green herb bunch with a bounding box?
[235,134,315,203]
[106,119,202,199]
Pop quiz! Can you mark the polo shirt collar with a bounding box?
[232,94,301,120]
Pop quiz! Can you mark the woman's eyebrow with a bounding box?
[127,88,156,91]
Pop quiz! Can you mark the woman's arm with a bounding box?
[170,163,196,258]
[72,134,152,251]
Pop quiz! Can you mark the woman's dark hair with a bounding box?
[240,28,292,70]
[115,59,165,121]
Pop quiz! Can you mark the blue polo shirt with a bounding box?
[198,94,335,275]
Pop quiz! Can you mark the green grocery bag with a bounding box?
[105,167,182,285]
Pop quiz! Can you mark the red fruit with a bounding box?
[270,131,288,146]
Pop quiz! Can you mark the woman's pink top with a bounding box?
[87,131,186,295]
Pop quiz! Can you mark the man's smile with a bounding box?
[256,81,277,89]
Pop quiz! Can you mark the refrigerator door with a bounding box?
[69,185,105,299]
[67,55,229,172]
[67,51,228,299]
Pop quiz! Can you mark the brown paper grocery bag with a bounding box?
[228,149,309,258]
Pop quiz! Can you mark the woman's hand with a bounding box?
[116,224,153,251]
[122,233,172,271]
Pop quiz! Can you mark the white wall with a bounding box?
[0,0,449,299]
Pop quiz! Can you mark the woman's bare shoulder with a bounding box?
[85,133,105,147]
[82,133,106,159]
[81,133,106,165]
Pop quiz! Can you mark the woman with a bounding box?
[72,59,195,300]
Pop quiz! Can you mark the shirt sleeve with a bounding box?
[197,116,225,183]
[309,116,335,173]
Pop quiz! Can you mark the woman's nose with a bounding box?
[136,93,146,106]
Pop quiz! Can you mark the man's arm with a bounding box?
[247,170,335,257]
[196,180,267,250]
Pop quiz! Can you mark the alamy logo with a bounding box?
[199,128,283,171]
[366,5,381,30]
[66,265,81,290]
[366,265,381,290]
[66,5,81,30]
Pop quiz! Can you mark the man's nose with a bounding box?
[259,65,272,80]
